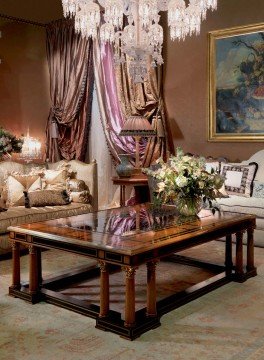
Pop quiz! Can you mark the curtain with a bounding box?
[115,57,174,166]
[93,39,146,166]
[45,19,94,162]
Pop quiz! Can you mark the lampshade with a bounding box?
[119,116,156,137]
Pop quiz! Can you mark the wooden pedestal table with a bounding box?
[112,175,149,206]
[8,204,257,340]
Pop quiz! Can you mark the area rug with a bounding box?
[0,241,264,360]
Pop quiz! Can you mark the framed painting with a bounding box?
[208,23,264,142]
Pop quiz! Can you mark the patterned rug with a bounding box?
[1,241,264,360]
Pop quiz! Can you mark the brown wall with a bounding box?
[164,0,264,161]
[0,19,50,158]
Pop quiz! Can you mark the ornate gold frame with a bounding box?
[208,22,264,142]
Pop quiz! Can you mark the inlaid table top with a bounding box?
[8,203,256,257]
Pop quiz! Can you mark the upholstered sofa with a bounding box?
[0,159,98,257]
[216,150,264,247]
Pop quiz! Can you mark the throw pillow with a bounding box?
[70,190,91,204]
[67,179,88,192]
[220,162,258,197]
[252,181,264,198]
[6,174,42,207]
[42,169,69,191]
[24,189,70,208]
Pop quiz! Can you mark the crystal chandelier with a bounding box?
[62,0,218,83]
[20,130,42,163]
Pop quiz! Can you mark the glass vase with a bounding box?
[176,196,202,217]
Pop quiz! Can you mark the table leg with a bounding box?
[123,266,137,327]
[225,234,233,277]
[37,248,43,286]
[146,261,158,317]
[247,227,257,275]
[98,261,109,318]
[235,231,244,280]
[11,242,21,290]
[120,185,125,207]
[29,245,39,294]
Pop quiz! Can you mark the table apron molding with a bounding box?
[9,219,255,267]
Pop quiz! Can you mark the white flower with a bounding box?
[199,181,205,189]
[157,182,166,192]
[175,175,188,188]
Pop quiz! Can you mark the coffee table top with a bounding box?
[8,203,256,257]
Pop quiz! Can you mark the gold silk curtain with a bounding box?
[45,19,94,162]
[115,58,174,166]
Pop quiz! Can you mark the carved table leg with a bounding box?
[29,245,39,294]
[225,234,233,277]
[146,261,158,317]
[11,242,21,290]
[98,261,109,318]
[36,248,43,286]
[247,227,257,276]
[120,185,126,207]
[123,266,137,327]
[235,231,244,281]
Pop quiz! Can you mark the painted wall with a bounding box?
[0,19,50,158]
[164,0,264,161]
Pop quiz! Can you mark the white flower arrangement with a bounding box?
[143,148,224,211]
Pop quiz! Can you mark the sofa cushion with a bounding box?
[24,189,70,208]
[42,169,69,190]
[220,162,257,197]
[252,181,264,198]
[70,190,91,204]
[217,195,264,218]
[6,174,42,207]
[0,202,92,234]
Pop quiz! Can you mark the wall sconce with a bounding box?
[20,130,42,163]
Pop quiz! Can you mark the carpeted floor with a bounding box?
[0,241,264,360]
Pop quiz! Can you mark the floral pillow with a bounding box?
[252,181,264,198]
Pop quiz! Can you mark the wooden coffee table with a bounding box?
[8,204,257,340]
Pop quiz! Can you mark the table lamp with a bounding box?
[119,116,156,174]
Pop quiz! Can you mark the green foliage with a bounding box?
[0,128,24,157]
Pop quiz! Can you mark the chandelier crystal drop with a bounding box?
[62,0,218,83]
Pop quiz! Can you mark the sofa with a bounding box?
[0,159,98,257]
[216,150,264,248]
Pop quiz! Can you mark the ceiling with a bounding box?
[0,0,63,24]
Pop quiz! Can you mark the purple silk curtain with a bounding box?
[93,39,146,165]
[45,19,94,162]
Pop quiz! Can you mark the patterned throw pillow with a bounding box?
[24,189,70,208]
[42,169,69,190]
[252,181,264,198]
[221,162,258,197]
[6,174,42,207]
[70,190,91,204]
[67,179,87,192]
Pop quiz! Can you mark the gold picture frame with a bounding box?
[208,23,264,142]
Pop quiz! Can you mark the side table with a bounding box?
[112,175,150,206]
